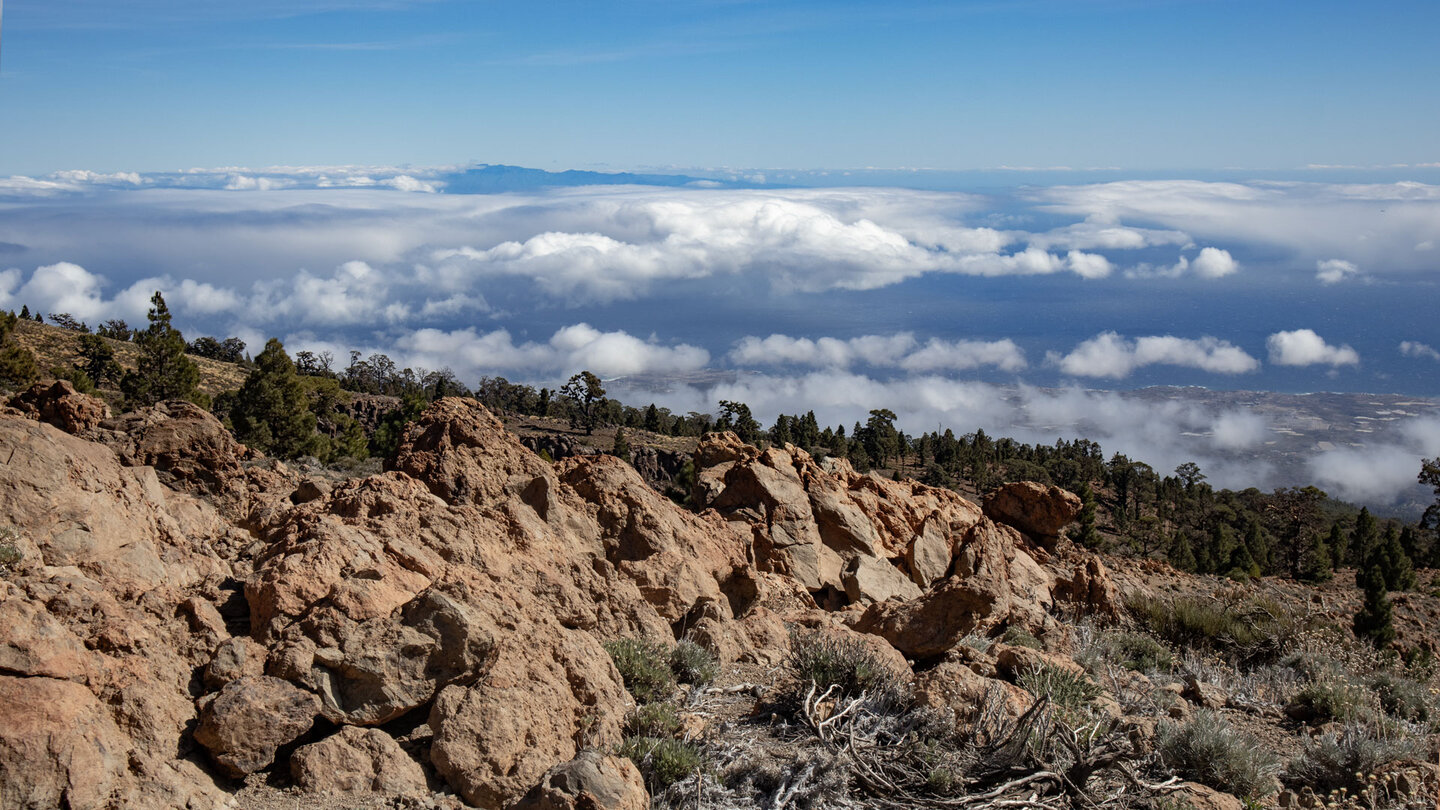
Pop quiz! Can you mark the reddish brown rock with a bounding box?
[913,660,1032,723]
[204,637,268,689]
[6,380,109,434]
[0,675,129,810]
[100,400,247,498]
[194,675,320,777]
[429,632,629,808]
[992,643,1087,682]
[983,481,1082,540]
[0,597,95,682]
[386,397,555,508]
[513,749,649,810]
[1175,782,1245,810]
[1054,556,1123,620]
[290,726,428,794]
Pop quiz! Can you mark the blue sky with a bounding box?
[2,1,1439,506]
[3,0,1439,174]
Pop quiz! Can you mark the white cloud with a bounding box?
[1024,219,1191,252]
[726,333,1025,372]
[1307,416,1440,504]
[899,338,1028,373]
[1065,250,1113,279]
[1209,411,1269,450]
[394,323,709,379]
[252,260,403,326]
[1266,329,1360,367]
[1315,258,1361,284]
[1053,332,1260,379]
[1400,340,1440,361]
[1190,247,1239,278]
[11,262,111,321]
[428,194,1100,302]
[1034,179,1440,277]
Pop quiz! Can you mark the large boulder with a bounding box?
[428,632,629,808]
[193,676,320,777]
[290,726,428,794]
[513,749,649,810]
[983,481,1081,541]
[0,675,129,810]
[0,415,227,595]
[100,400,248,498]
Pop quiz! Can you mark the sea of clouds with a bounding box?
[2,167,1438,507]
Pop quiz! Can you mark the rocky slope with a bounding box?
[0,382,1128,809]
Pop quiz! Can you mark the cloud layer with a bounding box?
[3,170,1437,506]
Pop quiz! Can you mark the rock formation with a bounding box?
[0,387,1119,807]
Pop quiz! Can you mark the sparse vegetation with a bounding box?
[786,629,904,708]
[1284,723,1418,794]
[669,638,719,687]
[624,701,683,738]
[0,526,23,574]
[618,735,704,792]
[1157,710,1281,799]
[1001,625,1043,650]
[1127,591,1292,662]
[604,638,677,705]
[1016,663,1100,726]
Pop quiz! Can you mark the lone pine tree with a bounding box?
[231,339,323,460]
[121,292,200,407]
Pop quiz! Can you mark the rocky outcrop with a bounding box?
[99,399,249,499]
[983,481,1081,546]
[0,396,1123,807]
[6,379,109,434]
[0,675,129,810]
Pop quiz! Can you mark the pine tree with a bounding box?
[75,334,123,388]
[18,305,29,319]
[121,292,199,407]
[561,371,606,435]
[1353,563,1396,647]
[1299,530,1334,583]
[1326,521,1349,571]
[0,311,39,390]
[1349,507,1379,569]
[230,339,323,459]
[611,427,631,465]
[1168,531,1198,572]
[1378,525,1417,591]
[1228,535,1261,580]
[1072,482,1102,548]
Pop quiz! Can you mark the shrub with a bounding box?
[1287,678,1372,724]
[1127,592,1289,662]
[1284,723,1418,793]
[1102,631,1174,673]
[1001,626,1043,650]
[787,629,903,707]
[603,638,676,704]
[624,702,683,739]
[619,736,703,792]
[1017,664,1101,726]
[1157,710,1280,799]
[669,638,719,687]
[1365,672,1432,723]
[0,526,22,574]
